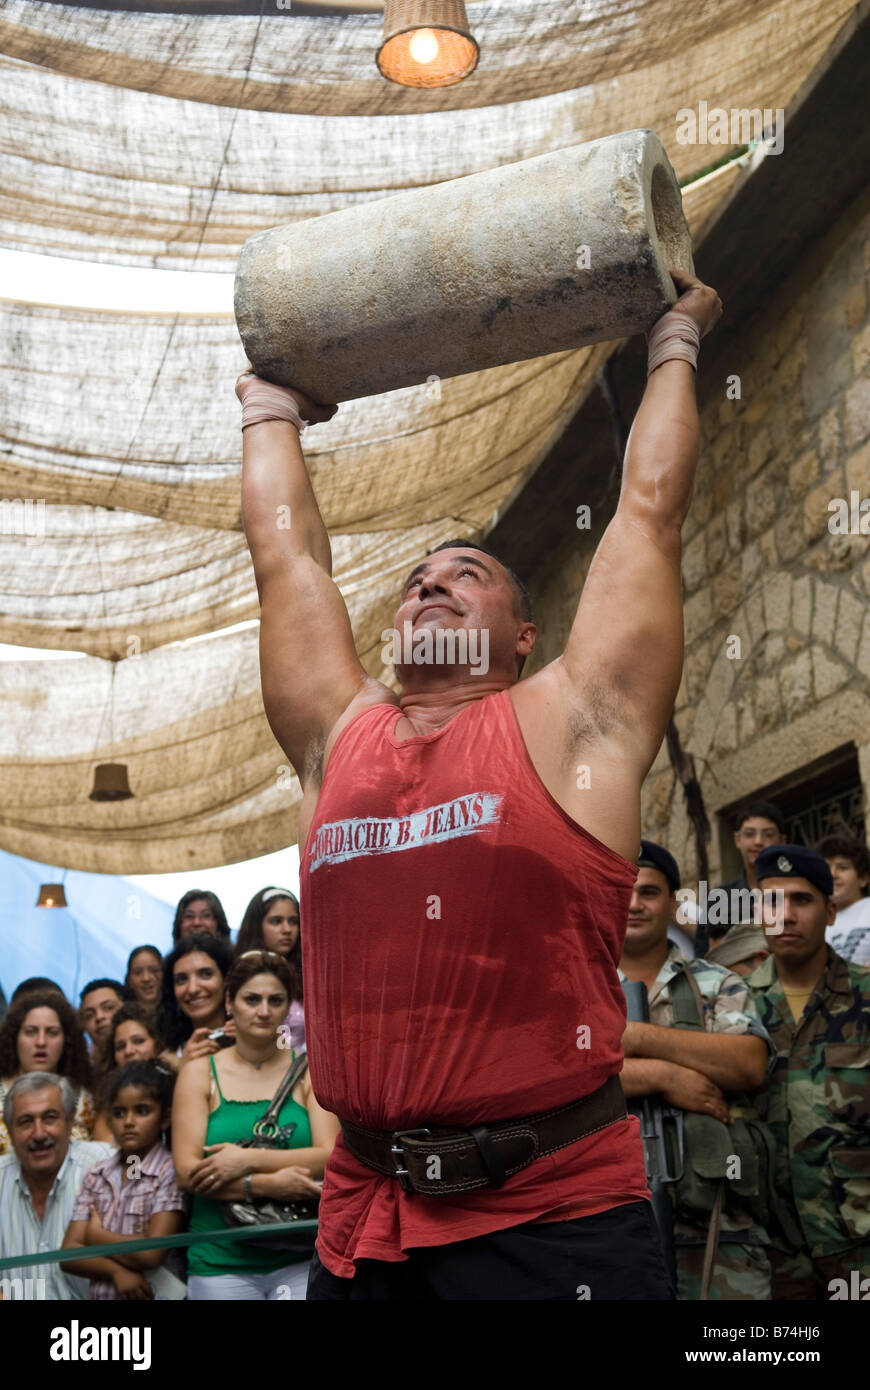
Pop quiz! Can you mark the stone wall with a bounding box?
[525,186,870,886]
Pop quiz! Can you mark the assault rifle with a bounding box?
[621,979,686,1290]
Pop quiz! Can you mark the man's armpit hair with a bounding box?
[560,678,626,770]
[302,732,326,791]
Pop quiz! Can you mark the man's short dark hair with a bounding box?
[733,800,786,836]
[79,978,127,1006]
[816,833,870,887]
[426,539,533,622]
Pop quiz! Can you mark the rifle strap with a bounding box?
[700,1182,724,1300]
[668,961,708,1032]
[671,960,726,1288]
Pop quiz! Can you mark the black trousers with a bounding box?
[306,1199,674,1301]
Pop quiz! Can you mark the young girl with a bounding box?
[60,1061,184,1299]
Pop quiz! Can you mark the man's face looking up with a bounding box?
[394,548,534,682]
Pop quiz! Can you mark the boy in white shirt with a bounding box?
[818,833,870,965]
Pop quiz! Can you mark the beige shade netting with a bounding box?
[0,0,849,268]
[0,0,849,870]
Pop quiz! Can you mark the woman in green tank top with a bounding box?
[173,950,339,1299]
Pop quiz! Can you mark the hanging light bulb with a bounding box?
[37,884,67,908]
[377,0,479,89]
[408,28,440,64]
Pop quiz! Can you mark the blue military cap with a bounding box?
[637,839,680,893]
[754,843,833,898]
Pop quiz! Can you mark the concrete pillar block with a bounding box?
[235,129,694,403]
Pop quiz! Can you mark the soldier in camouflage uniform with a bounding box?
[620,841,776,1299]
[748,843,870,1299]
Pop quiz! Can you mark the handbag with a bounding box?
[222,1050,320,1253]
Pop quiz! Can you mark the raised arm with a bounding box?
[238,374,390,789]
[560,271,722,776]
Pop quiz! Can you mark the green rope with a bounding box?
[0,1219,318,1272]
[679,146,751,187]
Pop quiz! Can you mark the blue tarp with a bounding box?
[0,848,174,1005]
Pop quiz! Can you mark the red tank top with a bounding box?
[299,688,649,1276]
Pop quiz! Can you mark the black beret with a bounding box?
[637,839,680,893]
[754,843,834,898]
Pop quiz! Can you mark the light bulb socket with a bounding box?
[377,0,479,88]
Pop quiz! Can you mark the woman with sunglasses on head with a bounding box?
[173,949,338,1300]
[159,934,236,1069]
[236,888,305,1054]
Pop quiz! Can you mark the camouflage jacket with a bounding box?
[620,945,775,1240]
[747,947,870,1257]
[621,945,775,1042]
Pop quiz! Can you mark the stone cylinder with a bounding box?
[234,129,694,404]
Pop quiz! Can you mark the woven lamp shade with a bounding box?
[89,762,134,802]
[377,0,479,88]
[37,884,68,908]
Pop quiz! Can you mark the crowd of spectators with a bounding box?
[0,886,325,1302]
[0,823,867,1302]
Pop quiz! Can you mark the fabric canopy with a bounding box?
[0,158,729,658]
[0,0,848,117]
[0,0,851,871]
[0,0,846,267]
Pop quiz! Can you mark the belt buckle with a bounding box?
[390,1127,431,1192]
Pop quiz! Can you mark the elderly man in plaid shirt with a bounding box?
[0,1073,112,1299]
